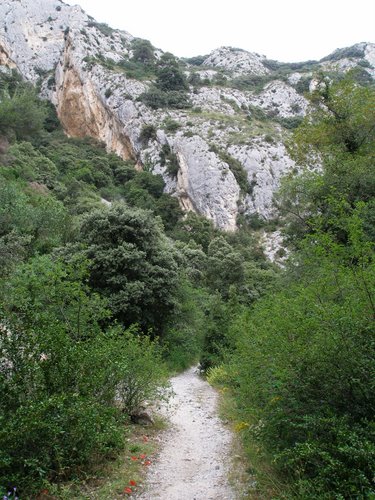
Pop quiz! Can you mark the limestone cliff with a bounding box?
[1,0,374,230]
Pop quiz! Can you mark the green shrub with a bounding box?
[247,105,268,121]
[79,203,181,335]
[320,45,365,63]
[210,145,250,195]
[155,194,183,232]
[275,416,375,497]
[275,116,304,129]
[163,118,181,132]
[156,65,188,92]
[0,84,47,141]
[139,88,168,109]
[117,58,156,80]
[87,21,114,37]
[9,141,58,187]
[184,55,207,66]
[159,144,179,177]
[0,254,170,491]
[0,396,124,489]
[139,87,191,110]
[111,327,169,414]
[188,72,203,87]
[164,90,191,109]
[131,38,155,64]
[140,123,157,145]
[163,281,207,371]
[230,227,375,497]
[295,77,311,95]
[231,74,272,93]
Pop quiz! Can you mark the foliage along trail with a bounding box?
[136,367,236,500]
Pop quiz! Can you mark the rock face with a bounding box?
[251,80,308,118]
[0,0,374,230]
[202,46,269,76]
[174,137,240,231]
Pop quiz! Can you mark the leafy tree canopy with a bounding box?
[78,203,181,334]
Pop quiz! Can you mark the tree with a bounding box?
[9,141,58,187]
[206,236,244,297]
[230,217,375,496]
[171,212,216,251]
[0,181,70,269]
[0,254,168,490]
[79,203,181,334]
[0,84,47,141]
[226,78,375,497]
[279,77,375,245]
[156,65,189,92]
[131,38,155,64]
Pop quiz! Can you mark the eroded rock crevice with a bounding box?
[55,37,136,161]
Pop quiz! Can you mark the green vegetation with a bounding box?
[0,62,373,500]
[138,87,191,109]
[209,77,375,498]
[159,144,180,177]
[131,38,155,65]
[0,254,168,490]
[0,79,47,140]
[0,68,272,495]
[139,123,157,145]
[0,72,183,493]
[231,74,274,93]
[184,55,207,66]
[209,145,251,195]
[320,45,365,63]
[263,58,318,73]
[138,52,191,110]
[87,21,115,37]
[163,118,181,132]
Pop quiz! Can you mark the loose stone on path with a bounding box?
[136,366,236,500]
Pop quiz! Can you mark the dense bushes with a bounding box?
[0,71,182,494]
[216,78,375,498]
[0,83,47,140]
[139,52,191,110]
[229,222,375,496]
[0,255,168,490]
[78,203,181,334]
[1,57,374,500]
[139,87,191,110]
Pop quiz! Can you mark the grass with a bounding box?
[42,417,167,499]
[187,108,281,144]
[208,370,293,499]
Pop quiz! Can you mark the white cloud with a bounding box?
[66,0,375,61]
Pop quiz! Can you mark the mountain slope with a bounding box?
[1,0,374,230]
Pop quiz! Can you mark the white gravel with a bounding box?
[136,366,236,500]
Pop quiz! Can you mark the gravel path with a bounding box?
[136,366,236,500]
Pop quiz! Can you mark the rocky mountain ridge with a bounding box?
[1,0,374,230]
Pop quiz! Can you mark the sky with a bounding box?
[66,0,375,62]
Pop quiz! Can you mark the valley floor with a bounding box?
[136,367,237,500]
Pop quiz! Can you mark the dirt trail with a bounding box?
[136,366,236,500]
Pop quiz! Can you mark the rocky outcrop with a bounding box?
[174,137,240,231]
[203,46,269,76]
[1,0,374,230]
[55,35,135,160]
[0,0,85,81]
[0,41,17,69]
[250,80,308,118]
[319,42,375,78]
[364,43,375,77]
[228,139,297,218]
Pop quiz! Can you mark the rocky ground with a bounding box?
[135,367,238,500]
